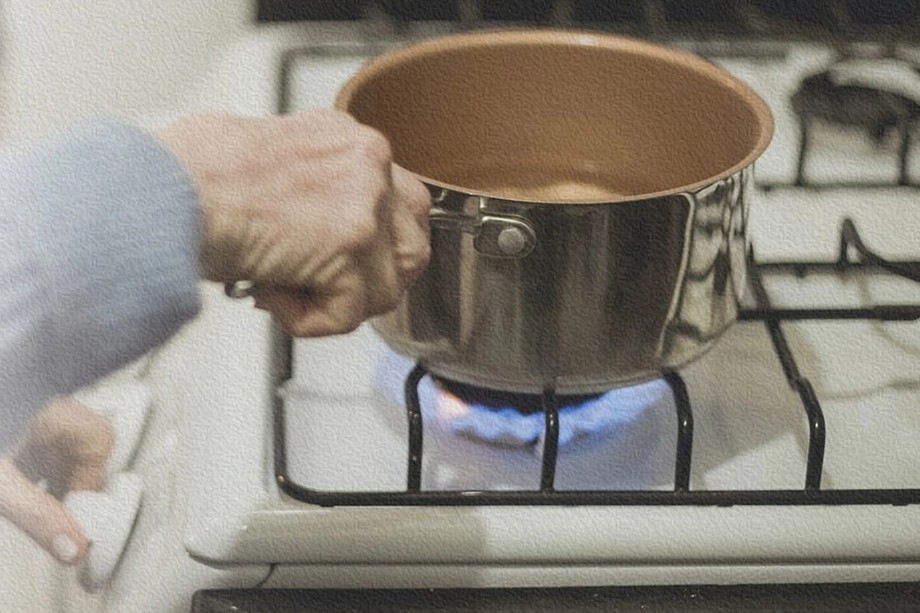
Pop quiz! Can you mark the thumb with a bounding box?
[0,457,88,565]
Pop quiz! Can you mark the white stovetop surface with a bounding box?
[54,24,920,612]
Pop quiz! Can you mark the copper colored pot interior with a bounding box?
[336,30,773,203]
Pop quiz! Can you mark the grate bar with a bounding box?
[405,364,428,491]
[748,256,827,489]
[539,386,560,492]
[664,371,694,492]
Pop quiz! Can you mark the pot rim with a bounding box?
[335,28,775,206]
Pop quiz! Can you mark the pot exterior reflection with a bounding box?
[373,168,751,394]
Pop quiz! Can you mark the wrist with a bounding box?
[153,118,241,283]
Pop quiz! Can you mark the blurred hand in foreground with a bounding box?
[0,397,114,564]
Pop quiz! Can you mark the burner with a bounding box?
[431,376,601,415]
[370,350,676,490]
[791,67,916,140]
[373,350,670,449]
[790,56,920,185]
[432,376,669,449]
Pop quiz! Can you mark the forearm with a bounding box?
[0,119,202,449]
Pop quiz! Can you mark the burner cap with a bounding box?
[792,71,910,130]
[791,58,920,139]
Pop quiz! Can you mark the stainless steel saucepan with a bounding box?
[333,29,773,394]
[234,29,774,394]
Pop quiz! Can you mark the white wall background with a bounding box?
[0,2,251,609]
[0,0,252,144]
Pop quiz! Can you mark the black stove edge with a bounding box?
[192,582,920,612]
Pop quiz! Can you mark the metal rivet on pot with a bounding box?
[475,215,537,258]
[497,227,528,255]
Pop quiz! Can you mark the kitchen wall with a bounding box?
[0,0,251,144]
[0,2,250,610]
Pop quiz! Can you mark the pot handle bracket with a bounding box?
[224,196,537,299]
[430,196,537,258]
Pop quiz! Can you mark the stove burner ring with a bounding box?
[429,375,670,449]
[431,376,601,415]
[793,73,912,133]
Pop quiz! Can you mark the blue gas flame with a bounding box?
[373,349,669,450]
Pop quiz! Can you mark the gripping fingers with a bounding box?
[390,165,432,285]
[254,287,369,337]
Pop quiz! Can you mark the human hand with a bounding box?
[155,109,431,337]
[0,397,114,564]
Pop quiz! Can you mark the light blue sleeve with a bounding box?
[0,119,202,449]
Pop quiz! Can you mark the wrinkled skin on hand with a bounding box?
[0,397,114,564]
[156,109,431,337]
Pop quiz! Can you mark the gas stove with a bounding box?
[268,25,920,505]
[34,9,920,613]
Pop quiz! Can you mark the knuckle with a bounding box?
[401,253,430,288]
[278,309,325,338]
[392,169,431,223]
[339,317,363,335]
[357,167,390,204]
[345,216,379,251]
[412,188,431,218]
[355,125,392,165]
[283,320,313,338]
[285,290,369,337]
[326,306,364,335]
[399,225,432,275]
[349,161,391,208]
[399,236,430,270]
[415,240,432,270]
[300,107,352,128]
[371,282,402,316]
